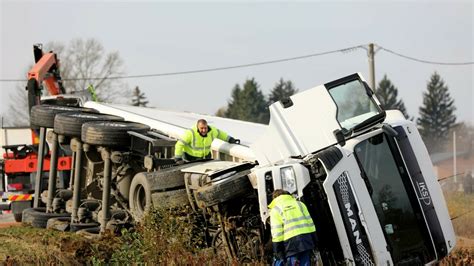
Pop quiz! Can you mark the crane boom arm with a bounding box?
[26,44,66,112]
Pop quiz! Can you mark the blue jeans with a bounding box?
[273,250,311,266]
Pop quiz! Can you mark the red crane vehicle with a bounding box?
[0,44,72,222]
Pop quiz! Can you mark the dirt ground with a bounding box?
[0,222,20,229]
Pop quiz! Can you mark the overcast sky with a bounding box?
[1,1,472,124]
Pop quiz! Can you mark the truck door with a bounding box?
[352,132,438,264]
[323,149,392,265]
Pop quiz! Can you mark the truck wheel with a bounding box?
[41,97,81,107]
[80,199,101,211]
[77,226,101,234]
[70,222,100,232]
[76,226,101,239]
[47,217,71,231]
[150,189,189,209]
[195,171,252,208]
[130,166,195,222]
[22,207,45,225]
[134,165,193,193]
[54,112,124,137]
[129,173,152,222]
[14,213,22,223]
[27,79,39,114]
[30,104,97,128]
[212,229,228,257]
[82,121,150,147]
[27,208,71,228]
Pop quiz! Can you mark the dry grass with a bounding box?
[444,192,474,238]
[0,206,247,264]
[0,225,116,265]
[440,191,474,265]
[0,192,472,264]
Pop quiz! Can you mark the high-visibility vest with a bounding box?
[269,195,316,242]
[175,125,229,159]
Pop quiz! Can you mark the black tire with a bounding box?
[129,164,200,222]
[70,222,100,232]
[54,112,124,137]
[77,226,100,234]
[13,213,22,223]
[22,207,44,225]
[41,98,81,107]
[26,207,71,228]
[110,209,128,221]
[150,189,189,209]
[80,199,101,211]
[212,228,227,257]
[129,173,151,222]
[76,226,101,238]
[30,104,97,128]
[46,217,71,231]
[27,79,39,114]
[195,171,252,207]
[81,121,150,147]
[134,165,193,193]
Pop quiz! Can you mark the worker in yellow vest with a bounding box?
[174,119,240,164]
[269,189,318,266]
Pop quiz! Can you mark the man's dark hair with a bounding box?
[197,119,208,125]
[272,189,290,199]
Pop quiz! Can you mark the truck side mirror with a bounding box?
[382,123,398,138]
[280,97,293,108]
[333,129,346,147]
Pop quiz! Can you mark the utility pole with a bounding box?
[453,131,457,183]
[368,43,376,91]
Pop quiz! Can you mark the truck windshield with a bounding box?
[354,133,436,264]
[328,79,381,133]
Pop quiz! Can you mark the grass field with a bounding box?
[440,191,474,265]
[0,207,228,265]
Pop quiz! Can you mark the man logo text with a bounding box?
[345,202,362,244]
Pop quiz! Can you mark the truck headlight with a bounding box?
[280,166,297,194]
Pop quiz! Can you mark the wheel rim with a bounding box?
[134,185,146,216]
[212,229,227,257]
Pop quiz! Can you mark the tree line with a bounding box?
[215,78,298,124]
[5,38,459,154]
[214,72,457,154]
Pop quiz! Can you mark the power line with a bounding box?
[451,208,474,221]
[0,45,365,82]
[438,172,465,182]
[0,44,472,82]
[378,46,474,66]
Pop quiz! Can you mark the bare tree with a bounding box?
[1,62,31,126]
[44,38,128,102]
[4,38,128,126]
[4,84,29,126]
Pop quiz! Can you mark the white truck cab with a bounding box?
[251,73,455,265]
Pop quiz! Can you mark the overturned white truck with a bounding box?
[25,73,455,265]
